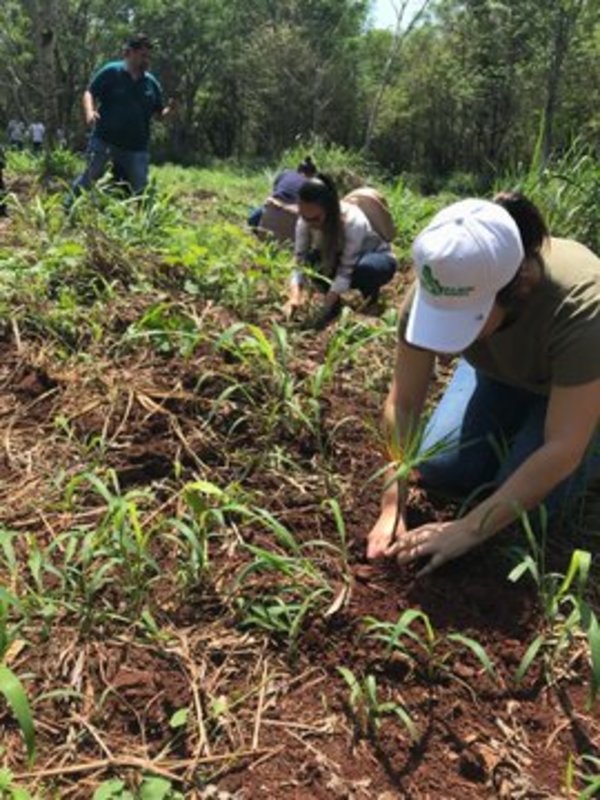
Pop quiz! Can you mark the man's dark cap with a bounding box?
[126,33,153,50]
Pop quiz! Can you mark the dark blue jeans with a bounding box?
[418,360,600,516]
[306,250,397,297]
[248,206,263,227]
[71,135,150,196]
[351,251,397,298]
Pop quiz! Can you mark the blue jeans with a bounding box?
[418,360,600,516]
[71,136,150,196]
[351,251,397,298]
[247,206,263,227]
[305,250,397,297]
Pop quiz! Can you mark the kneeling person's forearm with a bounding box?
[465,442,586,538]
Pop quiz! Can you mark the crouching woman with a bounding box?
[284,174,397,330]
[367,192,600,572]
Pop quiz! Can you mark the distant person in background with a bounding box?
[7,119,25,150]
[248,156,317,228]
[70,33,170,198]
[0,145,8,217]
[366,194,600,572]
[29,121,46,153]
[284,173,397,330]
[56,127,67,148]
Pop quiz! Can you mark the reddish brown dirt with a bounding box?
[0,281,598,799]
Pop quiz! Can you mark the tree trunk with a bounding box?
[541,0,584,164]
[363,0,431,153]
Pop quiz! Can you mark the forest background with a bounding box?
[1,0,599,193]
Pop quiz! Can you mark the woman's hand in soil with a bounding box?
[282,300,300,321]
[366,507,407,559]
[283,282,307,321]
[394,519,478,576]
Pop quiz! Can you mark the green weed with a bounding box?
[63,471,161,611]
[125,302,204,357]
[0,767,34,800]
[0,589,36,765]
[509,514,600,704]
[499,138,600,253]
[93,776,184,800]
[233,508,337,654]
[364,609,496,685]
[577,755,600,799]
[337,667,418,742]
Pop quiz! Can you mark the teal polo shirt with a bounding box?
[89,60,164,151]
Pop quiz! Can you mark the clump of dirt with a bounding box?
[11,364,58,398]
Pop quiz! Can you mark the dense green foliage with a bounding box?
[1,0,599,187]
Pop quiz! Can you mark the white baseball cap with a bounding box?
[406,199,524,353]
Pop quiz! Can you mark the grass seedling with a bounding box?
[0,530,63,630]
[167,478,254,587]
[44,527,125,626]
[92,775,184,800]
[0,530,21,595]
[0,767,34,800]
[175,480,336,635]
[216,321,295,403]
[364,609,496,685]
[367,417,456,549]
[64,471,160,611]
[214,321,307,441]
[232,506,338,656]
[577,755,600,799]
[337,667,418,742]
[320,309,389,386]
[0,590,36,765]
[125,302,204,357]
[240,587,330,644]
[321,498,351,574]
[508,509,600,705]
[170,219,285,318]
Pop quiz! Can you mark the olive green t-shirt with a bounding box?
[400,237,600,395]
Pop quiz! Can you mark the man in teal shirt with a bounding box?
[71,33,169,196]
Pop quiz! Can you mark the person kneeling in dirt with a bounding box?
[367,193,600,573]
[248,155,317,228]
[284,174,397,330]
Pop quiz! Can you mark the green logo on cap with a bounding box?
[421,264,474,297]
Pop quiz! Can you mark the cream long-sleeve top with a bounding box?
[293,201,392,295]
